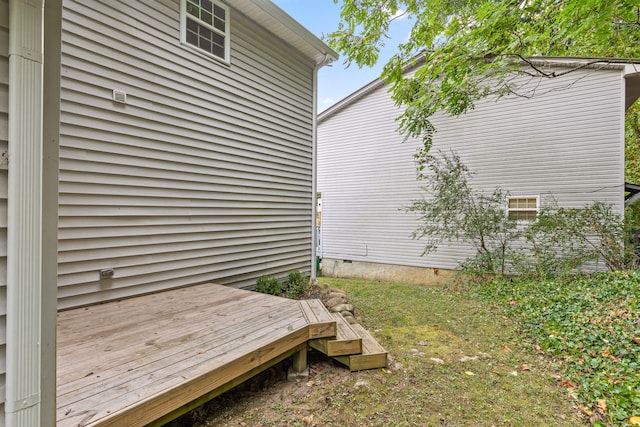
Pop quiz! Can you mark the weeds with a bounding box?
[255,271,309,299]
[285,271,308,299]
[473,272,640,426]
[255,275,282,296]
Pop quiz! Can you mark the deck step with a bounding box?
[308,312,362,356]
[333,323,388,372]
[298,299,336,339]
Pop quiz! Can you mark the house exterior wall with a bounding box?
[317,65,626,276]
[58,0,316,309]
[0,0,8,421]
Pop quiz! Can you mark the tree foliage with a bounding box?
[328,0,640,158]
[406,150,520,275]
[408,151,637,277]
[519,201,636,275]
[625,103,640,226]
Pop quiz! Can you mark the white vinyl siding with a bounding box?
[318,66,625,271]
[58,0,315,309]
[0,0,7,420]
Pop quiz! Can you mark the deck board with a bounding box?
[56,283,332,427]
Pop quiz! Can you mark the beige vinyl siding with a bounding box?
[318,66,625,270]
[0,0,7,420]
[58,0,315,309]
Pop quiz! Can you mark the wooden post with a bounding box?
[291,346,307,373]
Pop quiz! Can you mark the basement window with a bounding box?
[507,196,539,221]
[181,0,230,63]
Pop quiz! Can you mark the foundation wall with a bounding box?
[319,259,456,286]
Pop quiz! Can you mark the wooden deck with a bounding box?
[56,283,337,427]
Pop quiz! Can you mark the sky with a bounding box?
[271,0,413,112]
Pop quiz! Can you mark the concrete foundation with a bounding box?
[319,259,456,285]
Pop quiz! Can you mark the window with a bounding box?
[507,196,539,220]
[181,0,230,62]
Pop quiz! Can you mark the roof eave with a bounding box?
[230,0,339,67]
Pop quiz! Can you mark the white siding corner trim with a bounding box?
[0,0,9,423]
[6,0,44,425]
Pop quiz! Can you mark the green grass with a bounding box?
[317,277,584,426]
[472,271,640,426]
[180,275,640,426]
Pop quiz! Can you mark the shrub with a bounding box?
[285,270,308,299]
[409,150,638,278]
[517,202,637,276]
[407,150,520,276]
[255,275,282,296]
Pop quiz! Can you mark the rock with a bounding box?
[329,289,346,296]
[353,380,370,389]
[340,310,353,318]
[325,296,346,307]
[429,357,445,364]
[329,303,354,313]
[417,341,428,346]
[410,348,420,355]
[345,316,359,325]
[317,395,332,407]
[316,283,332,294]
[459,356,479,362]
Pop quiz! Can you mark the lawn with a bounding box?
[170,273,640,426]
[472,272,640,426]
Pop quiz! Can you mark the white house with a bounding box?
[317,58,640,283]
[1,0,337,424]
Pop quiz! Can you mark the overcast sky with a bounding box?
[271,0,413,111]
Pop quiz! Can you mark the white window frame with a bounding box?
[180,0,231,64]
[506,195,540,221]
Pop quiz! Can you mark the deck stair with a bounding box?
[298,298,337,339]
[308,312,362,356]
[301,301,387,371]
[333,323,388,371]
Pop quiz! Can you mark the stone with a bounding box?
[329,303,354,313]
[429,357,445,364]
[325,296,346,307]
[345,316,359,325]
[287,366,309,382]
[353,380,370,389]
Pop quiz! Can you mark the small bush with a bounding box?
[517,202,637,276]
[255,275,282,296]
[285,270,308,299]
